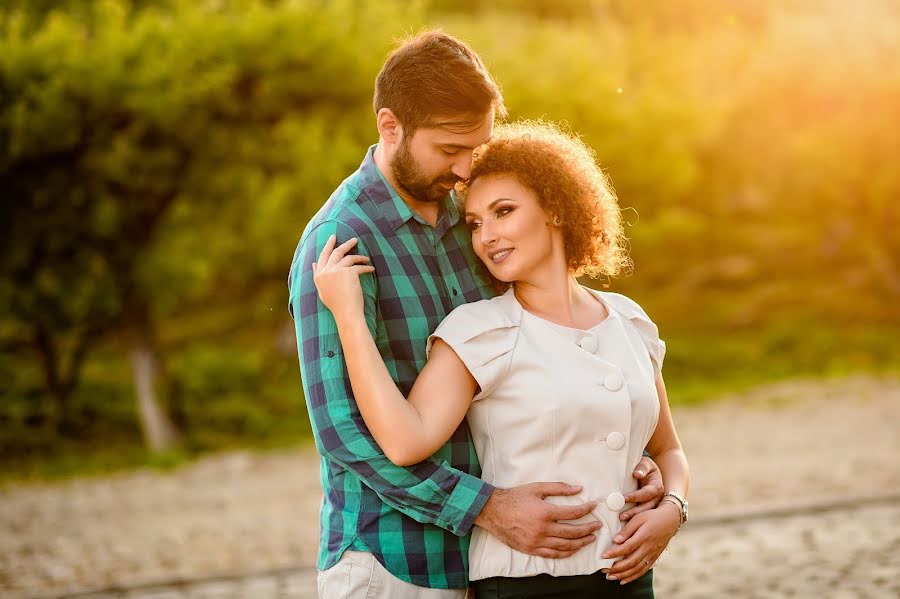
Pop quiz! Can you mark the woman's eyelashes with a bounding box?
[466,205,515,231]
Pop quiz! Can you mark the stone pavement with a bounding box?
[52,498,900,599]
[3,376,899,598]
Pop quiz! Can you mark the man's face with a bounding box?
[391,110,494,204]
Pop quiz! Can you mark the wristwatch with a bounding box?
[662,491,688,525]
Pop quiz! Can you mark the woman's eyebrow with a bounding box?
[465,198,514,216]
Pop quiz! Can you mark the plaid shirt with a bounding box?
[288,146,496,589]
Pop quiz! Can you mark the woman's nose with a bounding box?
[479,221,497,245]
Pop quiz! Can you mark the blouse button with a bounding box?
[606,492,626,511]
[603,372,624,392]
[579,335,598,353]
[606,431,626,450]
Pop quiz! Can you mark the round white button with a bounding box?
[606,431,626,450]
[603,373,623,391]
[579,335,598,353]
[606,492,626,511]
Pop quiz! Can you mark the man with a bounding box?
[289,31,663,598]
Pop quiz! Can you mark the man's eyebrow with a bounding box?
[465,198,514,216]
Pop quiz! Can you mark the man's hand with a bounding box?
[620,456,664,522]
[474,483,602,559]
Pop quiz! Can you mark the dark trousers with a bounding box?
[470,568,654,599]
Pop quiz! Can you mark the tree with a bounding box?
[0,0,415,450]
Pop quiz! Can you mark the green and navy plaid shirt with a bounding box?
[288,146,496,589]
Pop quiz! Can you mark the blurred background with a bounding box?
[2,0,898,478]
[3,2,900,598]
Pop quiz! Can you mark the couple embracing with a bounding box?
[289,30,689,599]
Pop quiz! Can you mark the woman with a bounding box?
[313,121,689,598]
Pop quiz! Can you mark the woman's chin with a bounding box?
[485,267,515,284]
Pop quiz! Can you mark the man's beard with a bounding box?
[392,139,460,204]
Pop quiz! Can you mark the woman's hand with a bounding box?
[602,501,682,584]
[312,235,375,323]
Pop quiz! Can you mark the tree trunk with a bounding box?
[32,323,72,431]
[130,341,179,452]
[124,292,180,453]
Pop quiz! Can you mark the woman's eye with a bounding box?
[496,207,513,217]
[442,148,459,156]
[467,221,481,231]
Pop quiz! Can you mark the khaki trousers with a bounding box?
[317,550,468,599]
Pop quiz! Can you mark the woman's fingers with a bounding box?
[316,234,338,267]
[327,237,359,267]
[614,550,662,584]
[338,254,371,268]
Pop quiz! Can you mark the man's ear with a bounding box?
[376,108,403,145]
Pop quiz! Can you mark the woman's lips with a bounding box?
[489,248,513,264]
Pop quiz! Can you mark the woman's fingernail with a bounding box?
[607,575,617,581]
[614,535,624,543]
[635,470,645,477]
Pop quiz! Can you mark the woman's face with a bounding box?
[464,173,563,283]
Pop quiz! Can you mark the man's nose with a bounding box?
[451,152,473,181]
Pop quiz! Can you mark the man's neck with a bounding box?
[373,142,439,227]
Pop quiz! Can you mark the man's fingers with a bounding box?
[534,548,579,559]
[533,535,597,559]
[546,520,602,540]
[540,534,597,552]
[545,501,598,522]
[532,482,583,498]
[351,265,376,276]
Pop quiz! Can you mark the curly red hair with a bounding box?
[459,120,629,279]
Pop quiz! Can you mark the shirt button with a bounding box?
[452,288,458,296]
[606,492,626,511]
[606,431,626,450]
[603,372,623,392]
[579,335,598,353]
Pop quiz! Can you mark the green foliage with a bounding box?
[2,0,898,479]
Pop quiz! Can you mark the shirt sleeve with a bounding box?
[288,219,493,536]
[602,292,666,377]
[426,301,518,402]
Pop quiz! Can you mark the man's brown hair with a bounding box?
[374,30,507,133]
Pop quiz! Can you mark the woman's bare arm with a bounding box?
[314,235,476,465]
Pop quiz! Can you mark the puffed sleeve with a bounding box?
[601,292,666,376]
[426,299,519,402]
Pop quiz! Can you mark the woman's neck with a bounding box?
[513,274,604,329]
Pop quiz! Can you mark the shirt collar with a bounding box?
[359,145,459,233]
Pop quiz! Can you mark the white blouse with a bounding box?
[427,286,665,580]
